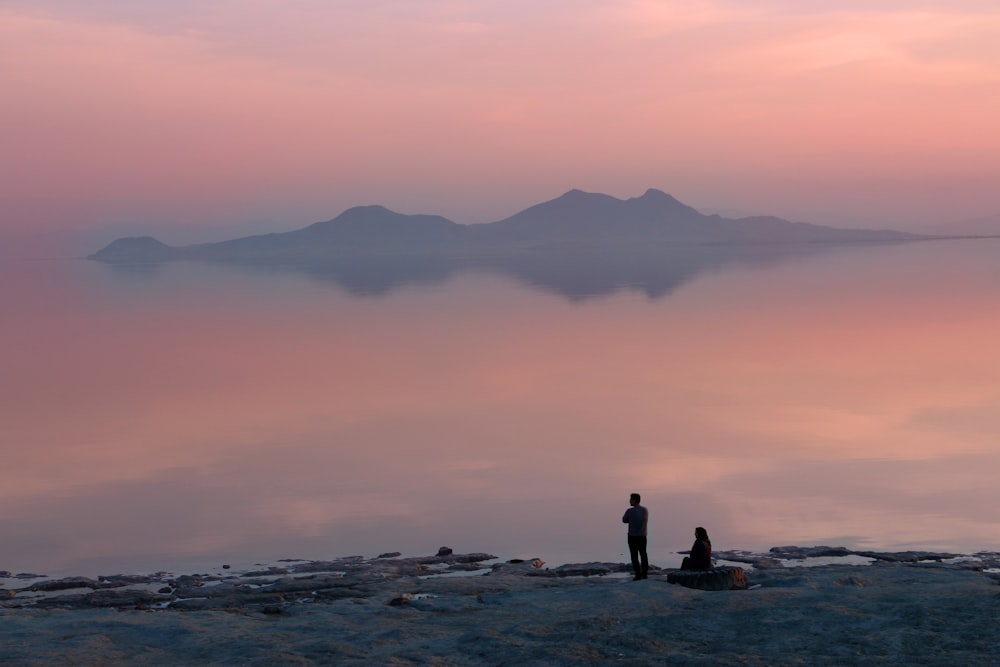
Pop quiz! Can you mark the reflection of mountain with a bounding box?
[473,245,844,300]
[90,188,926,299]
[95,243,868,301]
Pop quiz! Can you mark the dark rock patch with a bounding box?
[666,566,747,591]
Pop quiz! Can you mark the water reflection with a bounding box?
[95,243,857,300]
[2,240,1000,576]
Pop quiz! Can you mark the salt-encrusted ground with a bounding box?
[2,547,999,666]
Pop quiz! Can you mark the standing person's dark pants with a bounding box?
[628,535,648,578]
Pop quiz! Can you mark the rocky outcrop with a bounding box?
[7,546,999,613]
[666,566,747,591]
[1,551,499,611]
[712,546,1000,570]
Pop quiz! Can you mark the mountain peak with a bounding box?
[330,204,395,223]
[89,236,172,261]
[558,188,614,201]
[640,187,678,200]
[558,187,687,208]
[625,188,702,221]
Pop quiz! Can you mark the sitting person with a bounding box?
[680,526,713,570]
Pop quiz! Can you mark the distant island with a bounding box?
[89,189,924,264]
[89,189,957,300]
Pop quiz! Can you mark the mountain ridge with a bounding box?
[90,188,925,262]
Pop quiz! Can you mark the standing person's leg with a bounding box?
[627,536,641,579]
[638,537,649,578]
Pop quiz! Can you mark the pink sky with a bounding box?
[3,1,1000,240]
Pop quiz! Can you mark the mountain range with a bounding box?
[89,189,924,263]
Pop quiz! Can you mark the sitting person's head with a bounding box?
[695,526,710,542]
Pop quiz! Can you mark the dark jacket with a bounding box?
[622,506,648,537]
[683,539,712,570]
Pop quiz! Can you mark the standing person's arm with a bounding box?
[623,508,631,523]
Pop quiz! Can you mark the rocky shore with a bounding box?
[3,546,1000,665]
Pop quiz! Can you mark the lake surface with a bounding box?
[3,239,1000,576]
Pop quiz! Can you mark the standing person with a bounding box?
[622,493,649,580]
[681,526,713,570]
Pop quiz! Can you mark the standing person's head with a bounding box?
[629,493,641,506]
[695,526,709,542]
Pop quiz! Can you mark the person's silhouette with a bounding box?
[622,493,649,580]
[681,526,712,570]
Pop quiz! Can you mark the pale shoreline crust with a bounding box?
[3,546,999,665]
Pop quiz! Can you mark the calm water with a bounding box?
[3,239,1000,576]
